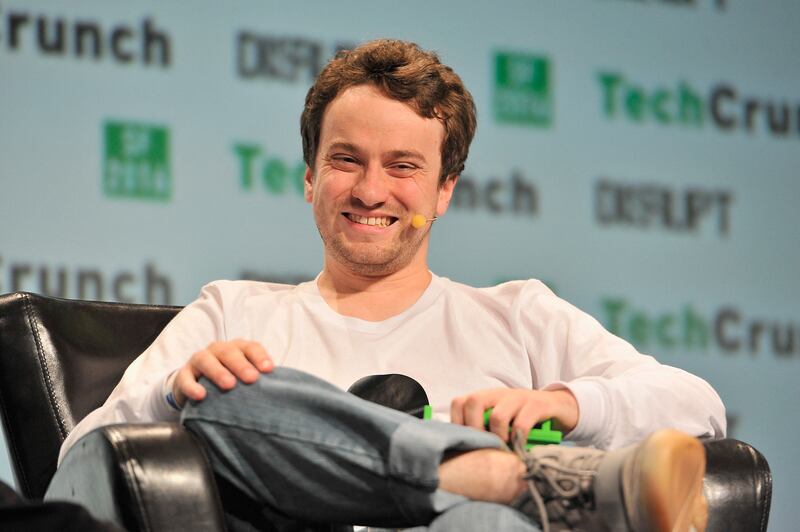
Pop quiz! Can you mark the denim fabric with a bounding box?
[412,501,542,531]
[181,367,540,531]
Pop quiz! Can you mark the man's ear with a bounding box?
[436,175,459,216]
[304,166,314,203]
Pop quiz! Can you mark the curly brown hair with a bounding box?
[301,39,476,186]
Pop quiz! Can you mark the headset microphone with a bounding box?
[411,214,438,229]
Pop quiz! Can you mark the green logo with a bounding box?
[103,121,171,200]
[234,142,306,197]
[493,52,552,127]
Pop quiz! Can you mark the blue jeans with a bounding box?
[181,367,541,531]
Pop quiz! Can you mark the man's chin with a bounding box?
[329,246,413,276]
[340,254,403,276]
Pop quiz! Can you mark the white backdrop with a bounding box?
[1,1,798,528]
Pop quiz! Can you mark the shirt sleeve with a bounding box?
[57,283,229,465]
[518,281,726,450]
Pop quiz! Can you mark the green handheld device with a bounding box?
[483,408,562,448]
[422,405,562,449]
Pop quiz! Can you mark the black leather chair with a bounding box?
[0,291,773,531]
[0,292,224,531]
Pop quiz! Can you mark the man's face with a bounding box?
[305,84,456,276]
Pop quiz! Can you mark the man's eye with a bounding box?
[331,155,359,168]
[389,164,418,177]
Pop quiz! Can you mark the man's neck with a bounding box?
[317,258,433,322]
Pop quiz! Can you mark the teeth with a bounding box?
[347,214,394,227]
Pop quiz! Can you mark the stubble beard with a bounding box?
[317,224,426,277]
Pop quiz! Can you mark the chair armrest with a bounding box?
[45,423,226,532]
[702,438,772,532]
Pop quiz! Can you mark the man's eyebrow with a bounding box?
[386,150,427,162]
[323,144,427,163]
[325,141,361,154]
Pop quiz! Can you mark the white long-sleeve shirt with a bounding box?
[59,274,725,464]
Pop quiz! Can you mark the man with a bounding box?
[60,39,725,531]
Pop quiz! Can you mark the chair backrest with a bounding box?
[0,292,180,499]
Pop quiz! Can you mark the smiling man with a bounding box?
[308,84,450,274]
[60,40,724,531]
[306,83,456,321]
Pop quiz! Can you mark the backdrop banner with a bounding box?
[1,1,797,528]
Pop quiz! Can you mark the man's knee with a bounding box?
[183,367,329,418]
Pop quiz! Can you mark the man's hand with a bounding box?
[450,388,579,442]
[172,339,273,408]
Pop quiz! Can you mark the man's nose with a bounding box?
[351,164,389,207]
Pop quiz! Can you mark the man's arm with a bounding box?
[451,280,725,449]
[58,282,272,465]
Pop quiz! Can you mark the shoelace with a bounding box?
[511,433,602,532]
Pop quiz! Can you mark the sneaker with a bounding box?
[511,429,707,532]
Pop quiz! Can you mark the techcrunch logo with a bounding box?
[598,71,800,139]
[0,8,171,67]
[0,256,174,305]
[493,51,552,127]
[602,297,799,358]
[234,142,538,217]
[234,143,306,195]
[451,170,537,217]
[104,121,171,201]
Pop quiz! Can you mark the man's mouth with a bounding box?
[344,213,398,228]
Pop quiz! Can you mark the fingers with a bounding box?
[488,392,543,442]
[451,394,483,428]
[237,340,273,373]
[450,396,465,426]
[510,400,547,438]
[173,350,232,409]
[206,339,274,384]
[174,365,207,406]
[451,389,504,432]
[463,395,489,430]
[489,397,525,442]
[193,346,239,388]
[451,389,562,442]
[173,339,273,407]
